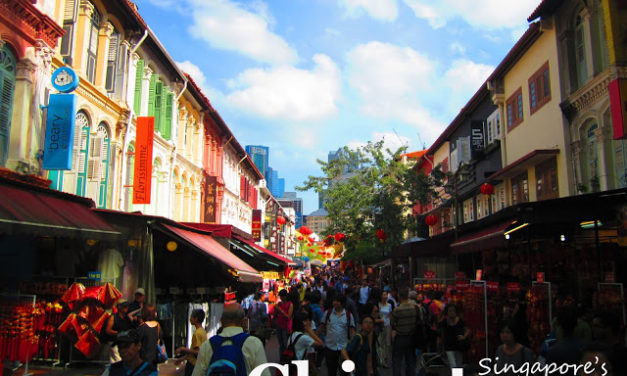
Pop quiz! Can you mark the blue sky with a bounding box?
[136,0,540,214]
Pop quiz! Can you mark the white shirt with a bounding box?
[192,326,270,376]
[359,286,370,304]
[287,331,315,360]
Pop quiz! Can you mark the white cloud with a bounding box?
[339,0,399,21]
[176,60,206,89]
[444,59,493,93]
[347,132,412,154]
[402,0,538,29]
[449,42,466,55]
[225,54,342,122]
[186,0,298,65]
[346,41,444,142]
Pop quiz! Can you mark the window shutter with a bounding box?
[0,74,15,165]
[90,137,103,158]
[154,80,163,133]
[105,33,119,92]
[148,74,156,117]
[134,59,144,113]
[159,86,168,137]
[164,92,173,140]
[460,136,471,163]
[63,0,77,20]
[450,148,458,173]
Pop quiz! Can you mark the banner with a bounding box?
[43,94,77,170]
[252,209,262,241]
[204,176,217,223]
[132,117,154,204]
[609,79,627,139]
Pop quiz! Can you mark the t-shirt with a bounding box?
[359,286,370,304]
[440,318,466,351]
[391,303,416,336]
[346,333,370,376]
[137,323,160,364]
[275,301,292,329]
[186,326,207,366]
[494,345,536,376]
[288,331,315,360]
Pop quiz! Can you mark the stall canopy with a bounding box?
[160,224,262,283]
[233,234,296,266]
[451,220,516,254]
[0,172,120,239]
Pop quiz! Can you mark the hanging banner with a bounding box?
[609,78,627,139]
[204,176,217,223]
[132,117,154,204]
[252,209,262,241]
[43,94,77,170]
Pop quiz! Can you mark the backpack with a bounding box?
[324,309,353,340]
[280,333,305,376]
[206,332,249,376]
[347,334,363,360]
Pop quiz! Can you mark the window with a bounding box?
[506,88,523,130]
[88,123,110,208]
[60,0,78,61]
[105,31,120,92]
[0,46,16,167]
[133,59,144,114]
[535,157,558,200]
[463,198,474,223]
[486,109,501,145]
[476,194,489,220]
[74,111,90,196]
[85,5,101,83]
[529,62,551,114]
[575,14,588,89]
[582,122,599,191]
[511,171,529,204]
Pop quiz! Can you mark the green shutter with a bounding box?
[159,85,168,136]
[134,59,144,113]
[164,92,173,140]
[148,74,156,117]
[154,80,162,133]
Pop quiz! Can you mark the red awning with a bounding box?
[450,220,516,254]
[162,224,262,283]
[234,235,295,266]
[0,181,120,239]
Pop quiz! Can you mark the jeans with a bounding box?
[325,348,349,376]
[392,334,416,376]
[277,327,289,354]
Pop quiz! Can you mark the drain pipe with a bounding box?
[119,30,148,210]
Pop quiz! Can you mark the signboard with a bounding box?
[487,281,499,292]
[87,271,102,280]
[261,271,280,280]
[536,272,545,283]
[605,272,616,283]
[252,209,262,241]
[43,94,77,170]
[204,176,217,223]
[424,270,436,279]
[609,78,627,139]
[132,117,154,204]
[506,282,521,292]
[51,67,80,93]
[471,120,485,157]
[455,271,466,280]
[455,280,470,290]
[475,269,483,281]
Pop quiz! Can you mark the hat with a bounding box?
[116,298,128,307]
[135,288,145,296]
[115,330,139,345]
[408,291,418,299]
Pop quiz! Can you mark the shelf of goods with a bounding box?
[526,282,552,354]
[596,283,626,329]
[0,294,37,374]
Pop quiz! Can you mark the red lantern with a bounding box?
[276,216,286,225]
[425,214,437,227]
[335,232,345,242]
[308,236,315,243]
[480,182,494,195]
[297,236,304,241]
[299,226,312,236]
[376,229,387,241]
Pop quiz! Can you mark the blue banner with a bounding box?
[43,93,77,170]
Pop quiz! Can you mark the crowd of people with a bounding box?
[102,268,627,376]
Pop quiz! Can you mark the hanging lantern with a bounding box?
[425,214,438,227]
[308,236,316,243]
[480,182,495,195]
[376,229,387,242]
[299,226,312,236]
[334,232,345,242]
[297,236,304,241]
[276,216,286,225]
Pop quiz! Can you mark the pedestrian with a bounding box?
[127,288,146,326]
[494,320,536,375]
[136,304,163,365]
[391,288,416,376]
[344,286,360,325]
[176,308,208,376]
[247,292,269,343]
[359,280,371,316]
[102,330,157,376]
[319,294,356,376]
[377,291,393,368]
[192,303,270,376]
[342,315,375,376]
[289,311,324,376]
[275,289,294,354]
[104,299,133,363]
[438,304,470,368]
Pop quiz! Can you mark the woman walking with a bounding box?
[275,289,294,354]
[377,291,392,368]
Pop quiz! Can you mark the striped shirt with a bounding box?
[391,302,416,336]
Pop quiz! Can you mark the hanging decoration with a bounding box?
[376,229,387,242]
[276,216,286,225]
[480,182,495,195]
[297,236,304,241]
[334,232,345,242]
[425,214,438,227]
[299,226,312,236]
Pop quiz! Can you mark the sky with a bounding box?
[136,0,541,214]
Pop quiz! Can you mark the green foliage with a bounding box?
[297,141,442,262]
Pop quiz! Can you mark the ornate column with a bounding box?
[6,56,37,172]
[95,21,114,88]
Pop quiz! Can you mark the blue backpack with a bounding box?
[206,333,249,376]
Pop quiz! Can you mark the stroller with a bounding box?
[417,352,450,376]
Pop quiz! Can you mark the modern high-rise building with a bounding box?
[245,145,269,177]
[267,167,285,198]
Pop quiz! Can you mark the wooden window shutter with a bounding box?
[134,59,144,113]
[0,71,15,166]
[148,74,156,117]
[154,80,163,133]
[164,92,173,140]
[105,33,119,92]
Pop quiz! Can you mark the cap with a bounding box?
[115,330,139,345]
[116,298,128,307]
[408,291,418,299]
[135,288,145,296]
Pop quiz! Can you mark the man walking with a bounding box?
[319,294,356,376]
[391,288,417,376]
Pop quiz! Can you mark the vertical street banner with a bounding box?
[133,117,154,204]
[204,176,217,223]
[252,209,262,241]
[470,120,485,159]
[43,94,77,170]
[609,78,627,139]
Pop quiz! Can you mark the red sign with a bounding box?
[487,281,499,292]
[252,209,262,241]
[455,271,466,280]
[133,117,154,204]
[536,272,545,283]
[455,280,469,290]
[424,270,436,279]
[475,269,483,281]
[507,282,521,292]
[204,176,217,223]
[605,272,616,283]
[609,78,627,139]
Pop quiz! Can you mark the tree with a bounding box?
[297,141,442,262]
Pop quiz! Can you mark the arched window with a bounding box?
[0,46,16,166]
[125,143,135,212]
[74,111,90,196]
[581,122,599,192]
[86,3,101,83]
[88,122,110,208]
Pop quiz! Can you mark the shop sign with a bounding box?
[87,271,102,280]
[43,93,77,170]
[252,209,262,241]
[424,270,436,279]
[609,78,627,139]
[455,271,466,280]
[471,120,485,157]
[132,117,154,204]
[204,176,218,223]
[506,282,520,292]
[605,272,616,283]
[455,280,469,290]
[475,269,483,281]
[536,272,545,283]
[261,271,280,280]
[487,281,499,291]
